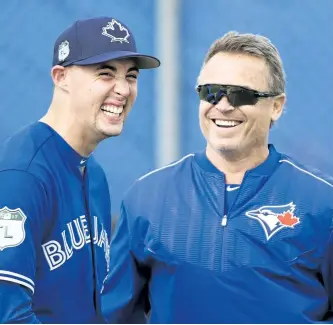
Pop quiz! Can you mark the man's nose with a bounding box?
[214,96,234,112]
[113,76,130,97]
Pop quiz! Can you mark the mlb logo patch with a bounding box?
[246,202,300,240]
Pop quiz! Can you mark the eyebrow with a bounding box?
[97,64,139,74]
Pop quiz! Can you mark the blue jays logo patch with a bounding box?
[245,202,300,240]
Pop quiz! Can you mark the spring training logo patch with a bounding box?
[58,40,70,62]
[0,207,27,251]
[245,202,300,240]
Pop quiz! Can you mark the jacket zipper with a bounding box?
[221,214,228,272]
[221,215,228,226]
[82,172,99,317]
[220,173,248,271]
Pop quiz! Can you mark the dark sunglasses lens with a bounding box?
[198,85,225,104]
[197,86,207,100]
[228,88,258,106]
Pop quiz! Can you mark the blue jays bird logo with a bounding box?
[245,202,300,240]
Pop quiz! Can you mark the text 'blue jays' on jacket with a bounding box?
[0,122,111,323]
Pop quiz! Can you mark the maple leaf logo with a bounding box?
[101,19,130,44]
[277,211,300,227]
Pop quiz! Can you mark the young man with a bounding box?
[0,16,159,323]
[102,32,333,323]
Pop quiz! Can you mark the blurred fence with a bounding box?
[1,0,332,215]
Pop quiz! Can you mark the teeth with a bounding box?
[214,120,241,127]
[101,105,123,114]
[103,111,120,117]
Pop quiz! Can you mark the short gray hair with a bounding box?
[203,31,286,93]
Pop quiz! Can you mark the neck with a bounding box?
[206,143,269,184]
[40,103,99,157]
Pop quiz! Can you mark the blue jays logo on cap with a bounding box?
[102,19,130,44]
[52,16,160,69]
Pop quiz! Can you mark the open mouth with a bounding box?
[212,119,243,128]
[101,105,124,118]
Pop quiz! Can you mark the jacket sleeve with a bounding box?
[0,170,47,323]
[101,201,149,323]
[322,221,333,316]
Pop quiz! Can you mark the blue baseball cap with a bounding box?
[52,16,160,69]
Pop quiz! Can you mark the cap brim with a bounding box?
[65,50,160,69]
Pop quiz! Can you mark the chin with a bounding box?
[97,121,124,136]
[209,141,245,158]
[217,145,240,154]
[95,128,122,140]
[210,138,241,152]
[104,129,123,138]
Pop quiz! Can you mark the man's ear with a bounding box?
[271,93,286,123]
[51,65,69,91]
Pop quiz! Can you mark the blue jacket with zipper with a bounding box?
[102,145,333,323]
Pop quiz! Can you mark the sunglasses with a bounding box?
[196,84,281,107]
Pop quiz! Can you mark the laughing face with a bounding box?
[66,58,138,141]
[197,52,285,158]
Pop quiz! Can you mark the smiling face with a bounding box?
[62,58,139,141]
[198,52,285,158]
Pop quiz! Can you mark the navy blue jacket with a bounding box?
[102,145,333,323]
[0,122,111,323]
